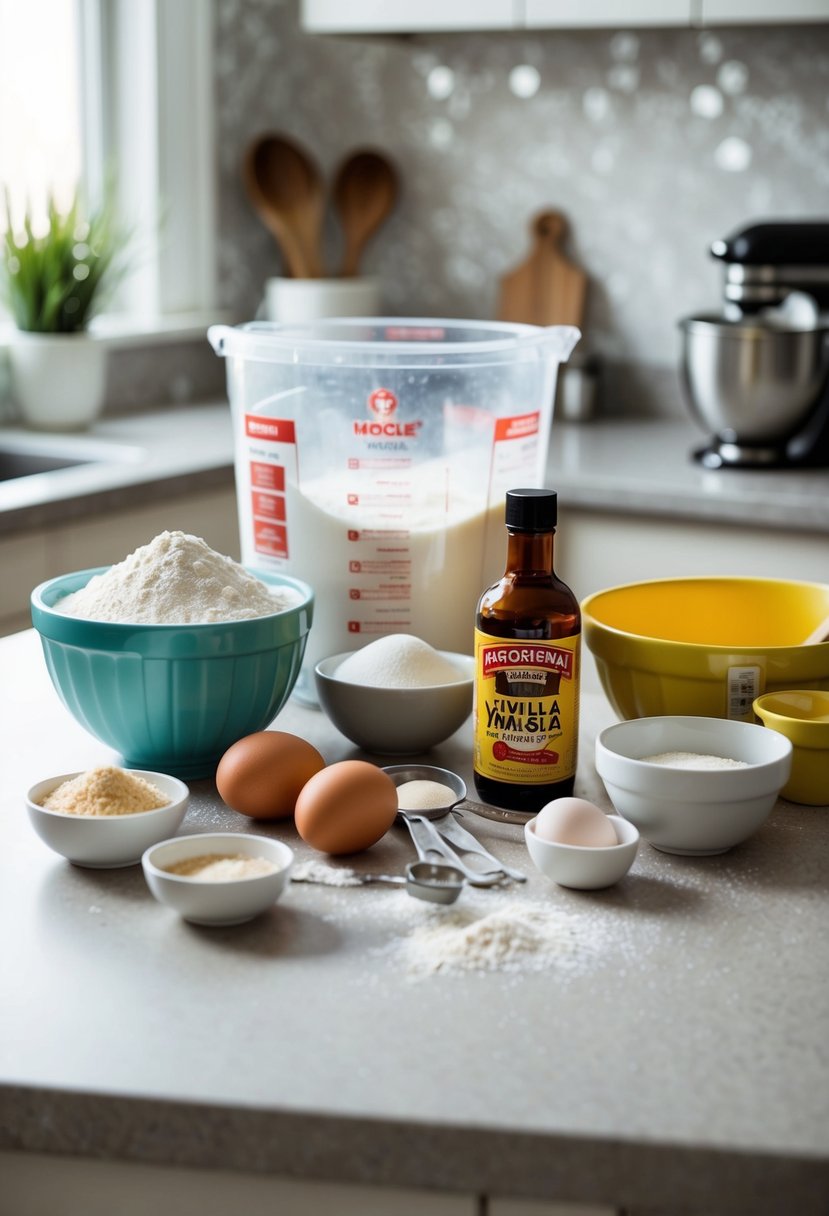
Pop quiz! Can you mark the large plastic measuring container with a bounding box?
[209,318,579,703]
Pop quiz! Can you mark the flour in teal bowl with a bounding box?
[54,530,302,623]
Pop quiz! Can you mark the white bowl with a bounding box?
[142,832,294,926]
[595,716,793,856]
[524,814,639,889]
[26,770,189,868]
[314,651,474,754]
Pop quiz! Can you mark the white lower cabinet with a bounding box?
[2,1151,620,1215]
[488,1201,617,1215]
[556,506,828,599]
[1,1153,477,1216]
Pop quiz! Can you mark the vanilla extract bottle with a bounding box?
[473,488,580,817]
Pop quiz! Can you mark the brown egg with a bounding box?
[294,761,398,855]
[216,731,325,820]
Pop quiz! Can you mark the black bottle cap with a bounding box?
[505,488,557,532]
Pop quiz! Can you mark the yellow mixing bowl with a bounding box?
[582,577,829,722]
[753,689,829,806]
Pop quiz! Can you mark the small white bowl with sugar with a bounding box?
[315,634,474,755]
[596,715,793,856]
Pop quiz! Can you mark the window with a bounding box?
[1,0,217,336]
[0,0,83,232]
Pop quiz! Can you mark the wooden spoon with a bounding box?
[803,613,829,644]
[242,133,326,278]
[497,209,587,328]
[331,149,399,278]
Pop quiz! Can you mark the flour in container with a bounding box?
[55,531,301,624]
[334,634,465,689]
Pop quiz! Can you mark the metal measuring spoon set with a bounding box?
[383,764,527,895]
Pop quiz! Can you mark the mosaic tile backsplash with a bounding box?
[214,1,829,414]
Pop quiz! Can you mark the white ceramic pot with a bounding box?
[263,276,380,323]
[8,330,107,431]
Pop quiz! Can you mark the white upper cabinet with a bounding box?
[300,1,519,32]
[300,0,829,32]
[524,1,691,27]
[699,0,829,22]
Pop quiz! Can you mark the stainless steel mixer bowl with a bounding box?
[679,313,829,445]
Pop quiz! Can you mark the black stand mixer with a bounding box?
[679,220,829,470]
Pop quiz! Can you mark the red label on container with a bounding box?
[492,742,560,765]
[494,412,540,441]
[251,491,285,521]
[368,388,398,418]
[245,415,296,443]
[384,326,445,341]
[250,461,285,491]
[253,520,288,558]
[482,643,573,680]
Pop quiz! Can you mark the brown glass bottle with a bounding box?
[473,488,580,816]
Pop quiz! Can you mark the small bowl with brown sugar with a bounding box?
[141,831,294,925]
[26,766,189,868]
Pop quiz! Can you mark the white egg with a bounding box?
[534,797,618,848]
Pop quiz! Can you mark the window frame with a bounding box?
[79,0,220,339]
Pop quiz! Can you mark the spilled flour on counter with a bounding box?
[400,901,581,977]
[291,859,364,888]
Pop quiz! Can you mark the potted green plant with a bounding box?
[1,188,125,430]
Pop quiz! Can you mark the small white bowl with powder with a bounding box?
[315,635,474,755]
[595,715,793,856]
[142,832,294,925]
[26,768,189,868]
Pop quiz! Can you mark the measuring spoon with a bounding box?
[400,813,506,888]
[383,764,527,882]
[292,860,464,905]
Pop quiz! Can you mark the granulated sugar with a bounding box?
[641,751,748,770]
[55,531,301,624]
[334,634,465,689]
[401,901,580,976]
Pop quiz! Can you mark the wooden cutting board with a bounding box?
[497,210,587,329]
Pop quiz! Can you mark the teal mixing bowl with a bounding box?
[31,568,314,778]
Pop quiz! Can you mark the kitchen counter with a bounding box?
[1,627,828,1214]
[0,405,235,536]
[2,403,829,536]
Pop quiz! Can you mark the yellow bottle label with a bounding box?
[473,629,580,787]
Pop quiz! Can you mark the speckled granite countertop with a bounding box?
[1,628,827,1213]
[1,404,828,537]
